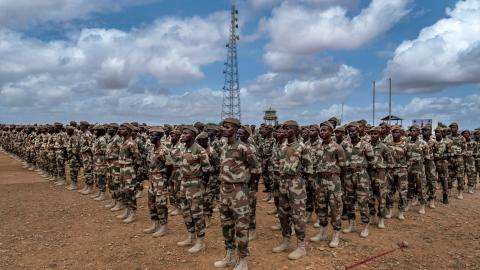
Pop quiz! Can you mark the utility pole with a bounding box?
[372,80,376,126]
[221,5,241,121]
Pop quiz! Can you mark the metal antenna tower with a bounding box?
[221,5,241,121]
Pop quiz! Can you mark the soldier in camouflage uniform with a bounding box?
[65,126,81,190]
[368,127,393,229]
[422,125,438,209]
[53,123,68,185]
[269,126,285,230]
[143,127,170,237]
[433,127,451,204]
[405,125,429,214]
[343,122,374,238]
[448,123,466,199]
[176,125,211,254]
[106,124,125,211]
[334,126,352,221]
[116,123,141,223]
[475,129,480,185]
[91,125,108,201]
[258,126,275,203]
[166,129,183,216]
[272,120,311,260]
[78,121,95,195]
[213,118,260,270]
[307,125,321,225]
[386,126,408,220]
[310,122,346,248]
[46,125,57,181]
[462,130,477,193]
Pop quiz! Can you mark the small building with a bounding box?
[264,107,278,126]
[381,115,403,126]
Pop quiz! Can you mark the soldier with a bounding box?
[194,122,205,133]
[405,125,429,214]
[176,126,211,253]
[106,124,125,211]
[462,130,477,193]
[368,127,393,229]
[166,129,183,216]
[116,123,141,223]
[272,120,311,260]
[269,126,285,230]
[65,126,81,190]
[448,123,466,199]
[433,127,451,204]
[258,126,275,203]
[334,126,352,221]
[91,125,108,201]
[133,127,148,199]
[143,127,170,237]
[422,125,437,209]
[78,121,95,195]
[46,125,57,181]
[343,122,374,238]
[213,118,260,270]
[53,123,68,185]
[380,123,393,144]
[309,121,345,248]
[306,125,320,224]
[475,129,480,185]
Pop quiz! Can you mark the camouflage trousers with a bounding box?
[386,167,408,211]
[435,160,449,195]
[180,178,206,239]
[315,172,343,231]
[262,160,273,192]
[204,174,219,218]
[55,150,66,179]
[135,164,148,192]
[81,153,94,186]
[272,172,281,210]
[476,160,480,184]
[345,168,371,224]
[147,173,169,225]
[449,156,465,191]
[368,168,387,218]
[424,159,437,201]
[94,174,106,192]
[68,156,81,183]
[306,175,317,214]
[278,175,307,242]
[107,161,121,200]
[47,150,57,175]
[407,163,427,205]
[169,168,182,208]
[219,182,251,258]
[465,156,477,188]
[120,164,137,211]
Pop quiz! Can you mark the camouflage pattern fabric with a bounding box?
[147,144,169,224]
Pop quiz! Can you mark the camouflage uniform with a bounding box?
[66,131,81,184]
[134,134,148,193]
[406,138,429,205]
[219,140,260,258]
[258,136,275,193]
[424,137,437,201]
[315,140,346,230]
[106,134,122,200]
[166,141,184,208]
[433,137,450,196]
[345,139,374,224]
[54,131,68,180]
[278,139,312,242]
[305,139,319,216]
[92,134,108,193]
[147,143,169,225]
[464,138,477,189]
[179,142,211,239]
[203,144,220,219]
[80,130,94,186]
[46,132,57,177]
[119,137,141,211]
[448,134,466,192]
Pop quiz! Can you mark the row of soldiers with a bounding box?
[1,119,479,270]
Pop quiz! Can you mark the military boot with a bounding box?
[111,201,125,212]
[105,199,117,208]
[360,223,369,238]
[288,241,306,260]
[65,182,78,191]
[329,231,340,248]
[385,208,393,219]
[457,190,464,200]
[177,233,195,247]
[429,200,436,209]
[310,226,327,242]
[80,185,93,195]
[144,220,160,234]
[78,185,88,193]
[248,229,256,241]
[213,249,236,268]
[418,204,426,214]
[233,257,248,270]
[188,237,205,253]
[378,218,385,229]
[272,238,291,253]
[442,193,449,204]
[468,186,474,194]
[398,211,405,220]
[123,210,136,223]
[152,224,168,237]
[90,190,101,198]
[116,208,130,219]
[94,192,106,201]
[342,220,356,234]
[271,223,281,231]
[55,179,66,186]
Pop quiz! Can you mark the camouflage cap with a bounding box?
[79,121,89,126]
[206,123,219,131]
[347,122,360,129]
[196,131,209,140]
[320,121,334,131]
[164,124,173,129]
[183,125,199,136]
[461,129,470,134]
[170,129,181,135]
[149,126,164,133]
[109,123,119,129]
[120,123,136,131]
[434,126,443,132]
[368,126,382,133]
[391,125,402,131]
[422,124,432,130]
[69,121,77,126]
[66,125,75,130]
[283,120,299,127]
[53,122,63,126]
[358,119,367,125]
[223,118,241,127]
[241,125,252,136]
[328,117,339,124]
[334,126,345,133]
[449,122,458,127]
[93,124,105,130]
[131,122,139,127]
[409,124,420,131]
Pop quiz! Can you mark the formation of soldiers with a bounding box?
[1,118,479,270]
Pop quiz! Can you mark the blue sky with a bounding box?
[0,0,479,128]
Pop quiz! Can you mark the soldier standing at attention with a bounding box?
[272,120,312,260]
[422,125,438,209]
[213,118,260,270]
[53,122,67,185]
[65,126,81,191]
[433,127,451,204]
[106,124,125,211]
[334,126,352,221]
[78,121,95,195]
[259,126,275,203]
[166,129,183,216]
[448,123,466,199]
[307,125,321,225]
[310,121,345,248]
[91,125,108,201]
[474,129,480,186]
[462,130,477,194]
[176,126,211,254]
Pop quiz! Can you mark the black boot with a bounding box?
[442,193,449,205]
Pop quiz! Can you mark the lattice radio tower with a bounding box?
[221,5,241,121]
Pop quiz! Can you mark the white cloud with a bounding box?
[384,0,480,93]
[0,0,148,28]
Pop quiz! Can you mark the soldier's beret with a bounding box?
[379,122,390,127]
[109,123,119,128]
[194,122,204,126]
[53,122,63,126]
[434,126,443,132]
[320,121,334,131]
[461,130,470,134]
[328,117,338,124]
[223,118,241,127]
[283,120,299,127]
[368,127,382,133]
[131,122,139,127]
[69,121,77,126]
[120,123,136,131]
[66,125,75,130]
[241,125,252,136]
[449,122,458,127]
[409,125,420,131]
[422,125,432,130]
[170,129,181,135]
[183,125,199,136]
[334,126,345,132]
[79,121,89,126]
[358,119,367,125]
[196,131,209,141]
[164,124,172,129]
[347,122,360,129]
[309,124,320,131]
[93,125,105,130]
[149,126,164,133]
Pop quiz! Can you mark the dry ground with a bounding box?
[1,150,480,270]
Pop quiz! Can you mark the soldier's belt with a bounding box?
[347,167,367,172]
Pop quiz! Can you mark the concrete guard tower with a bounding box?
[264,107,278,126]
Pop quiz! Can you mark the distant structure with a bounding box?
[221,5,241,121]
[381,115,403,126]
[263,107,278,126]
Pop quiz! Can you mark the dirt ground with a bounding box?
[1,150,480,270]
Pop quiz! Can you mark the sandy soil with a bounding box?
[1,150,479,270]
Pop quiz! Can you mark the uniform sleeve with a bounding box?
[336,144,346,167]
[301,145,314,174]
[365,143,375,164]
[199,147,212,173]
[246,145,261,174]
[384,145,395,168]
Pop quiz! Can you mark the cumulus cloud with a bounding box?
[384,0,480,93]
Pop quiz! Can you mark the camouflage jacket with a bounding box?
[106,134,122,163]
[405,138,429,166]
[315,140,346,174]
[219,140,261,184]
[258,136,275,161]
[370,141,394,169]
[148,144,169,175]
[271,140,285,173]
[307,139,321,172]
[337,139,353,168]
[166,142,185,169]
[387,140,408,168]
[180,142,211,179]
[92,135,108,172]
[448,134,465,157]
[433,138,450,161]
[118,137,140,166]
[66,133,81,158]
[348,139,374,169]
[278,139,313,176]
[79,130,93,155]
[54,132,68,151]
[464,139,477,158]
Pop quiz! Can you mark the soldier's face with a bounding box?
[150,132,162,144]
[207,129,216,138]
[237,128,248,141]
[67,129,74,136]
[450,125,458,134]
[334,131,343,141]
[422,129,431,137]
[380,125,389,135]
[222,123,236,138]
[118,127,127,137]
[285,125,296,139]
[319,126,331,140]
[392,129,401,140]
[107,128,116,136]
[301,129,309,139]
[370,131,380,142]
[410,128,419,138]
[462,132,470,140]
[475,132,480,141]
[181,130,195,143]
[348,127,359,139]
[309,128,318,139]
[435,130,442,139]
[171,133,180,142]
